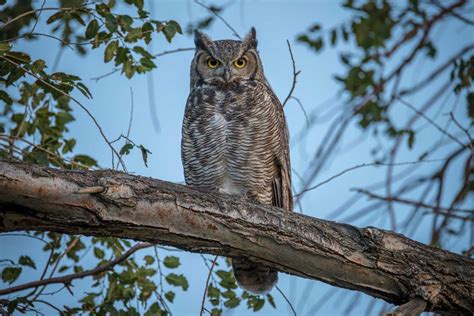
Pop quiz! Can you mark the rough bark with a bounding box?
[0,160,472,314]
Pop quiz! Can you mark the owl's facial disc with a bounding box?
[192,27,262,86]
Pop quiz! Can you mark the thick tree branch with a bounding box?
[0,160,472,314]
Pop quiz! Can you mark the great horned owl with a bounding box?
[181,27,292,294]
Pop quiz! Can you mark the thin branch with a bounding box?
[397,97,467,149]
[295,158,447,198]
[194,0,241,39]
[290,97,310,127]
[282,40,301,107]
[0,6,91,30]
[450,112,473,152]
[154,47,194,58]
[0,134,92,170]
[200,256,218,316]
[355,189,473,214]
[126,87,135,138]
[276,285,297,316]
[0,242,152,296]
[398,43,474,97]
[90,48,195,82]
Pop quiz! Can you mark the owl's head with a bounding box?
[190,27,264,87]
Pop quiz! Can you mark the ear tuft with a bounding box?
[194,30,212,49]
[242,27,257,49]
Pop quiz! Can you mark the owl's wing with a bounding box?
[271,97,293,212]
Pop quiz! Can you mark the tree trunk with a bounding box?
[0,160,472,314]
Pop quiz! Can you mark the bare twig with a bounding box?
[290,97,310,127]
[355,189,473,214]
[282,41,301,107]
[397,97,466,149]
[90,48,195,82]
[154,47,195,58]
[295,158,447,198]
[194,0,241,39]
[0,6,92,30]
[200,256,218,316]
[399,43,474,97]
[276,285,297,316]
[449,112,473,152]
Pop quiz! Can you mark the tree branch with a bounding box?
[0,241,151,296]
[0,160,472,314]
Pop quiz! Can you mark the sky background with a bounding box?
[1,0,473,315]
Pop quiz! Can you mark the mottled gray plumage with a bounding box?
[181,28,292,294]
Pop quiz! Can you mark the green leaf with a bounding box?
[105,14,118,33]
[123,59,135,78]
[46,11,64,24]
[145,302,164,316]
[134,0,144,10]
[251,297,264,311]
[85,19,100,39]
[71,12,86,26]
[165,291,175,302]
[407,131,415,149]
[0,90,13,105]
[93,247,105,259]
[467,92,474,118]
[224,297,240,308]
[211,308,222,316]
[267,294,276,308]
[165,273,188,291]
[118,15,134,31]
[142,22,153,44]
[33,151,49,166]
[115,47,128,65]
[2,267,22,284]
[56,111,75,126]
[6,51,31,63]
[143,255,155,265]
[31,59,46,73]
[140,57,156,69]
[139,145,151,167]
[7,299,18,313]
[331,28,337,45]
[208,284,220,300]
[163,256,180,269]
[73,155,97,167]
[104,40,118,62]
[18,256,36,269]
[162,20,182,43]
[0,43,11,55]
[133,46,153,58]
[76,82,92,99]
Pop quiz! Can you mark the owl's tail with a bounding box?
[232,257,278,294]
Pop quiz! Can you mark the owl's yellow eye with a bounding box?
[207,58,220,68]
[233,58,247,68]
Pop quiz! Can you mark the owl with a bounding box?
[181,27,293,294]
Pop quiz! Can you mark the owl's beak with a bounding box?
[223,68,231,82]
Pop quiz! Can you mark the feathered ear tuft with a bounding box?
[194,30,213,50]
[242,27,257,49]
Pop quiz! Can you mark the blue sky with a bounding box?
[1,0,473,315]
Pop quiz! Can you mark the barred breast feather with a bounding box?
[181,80,292,211]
